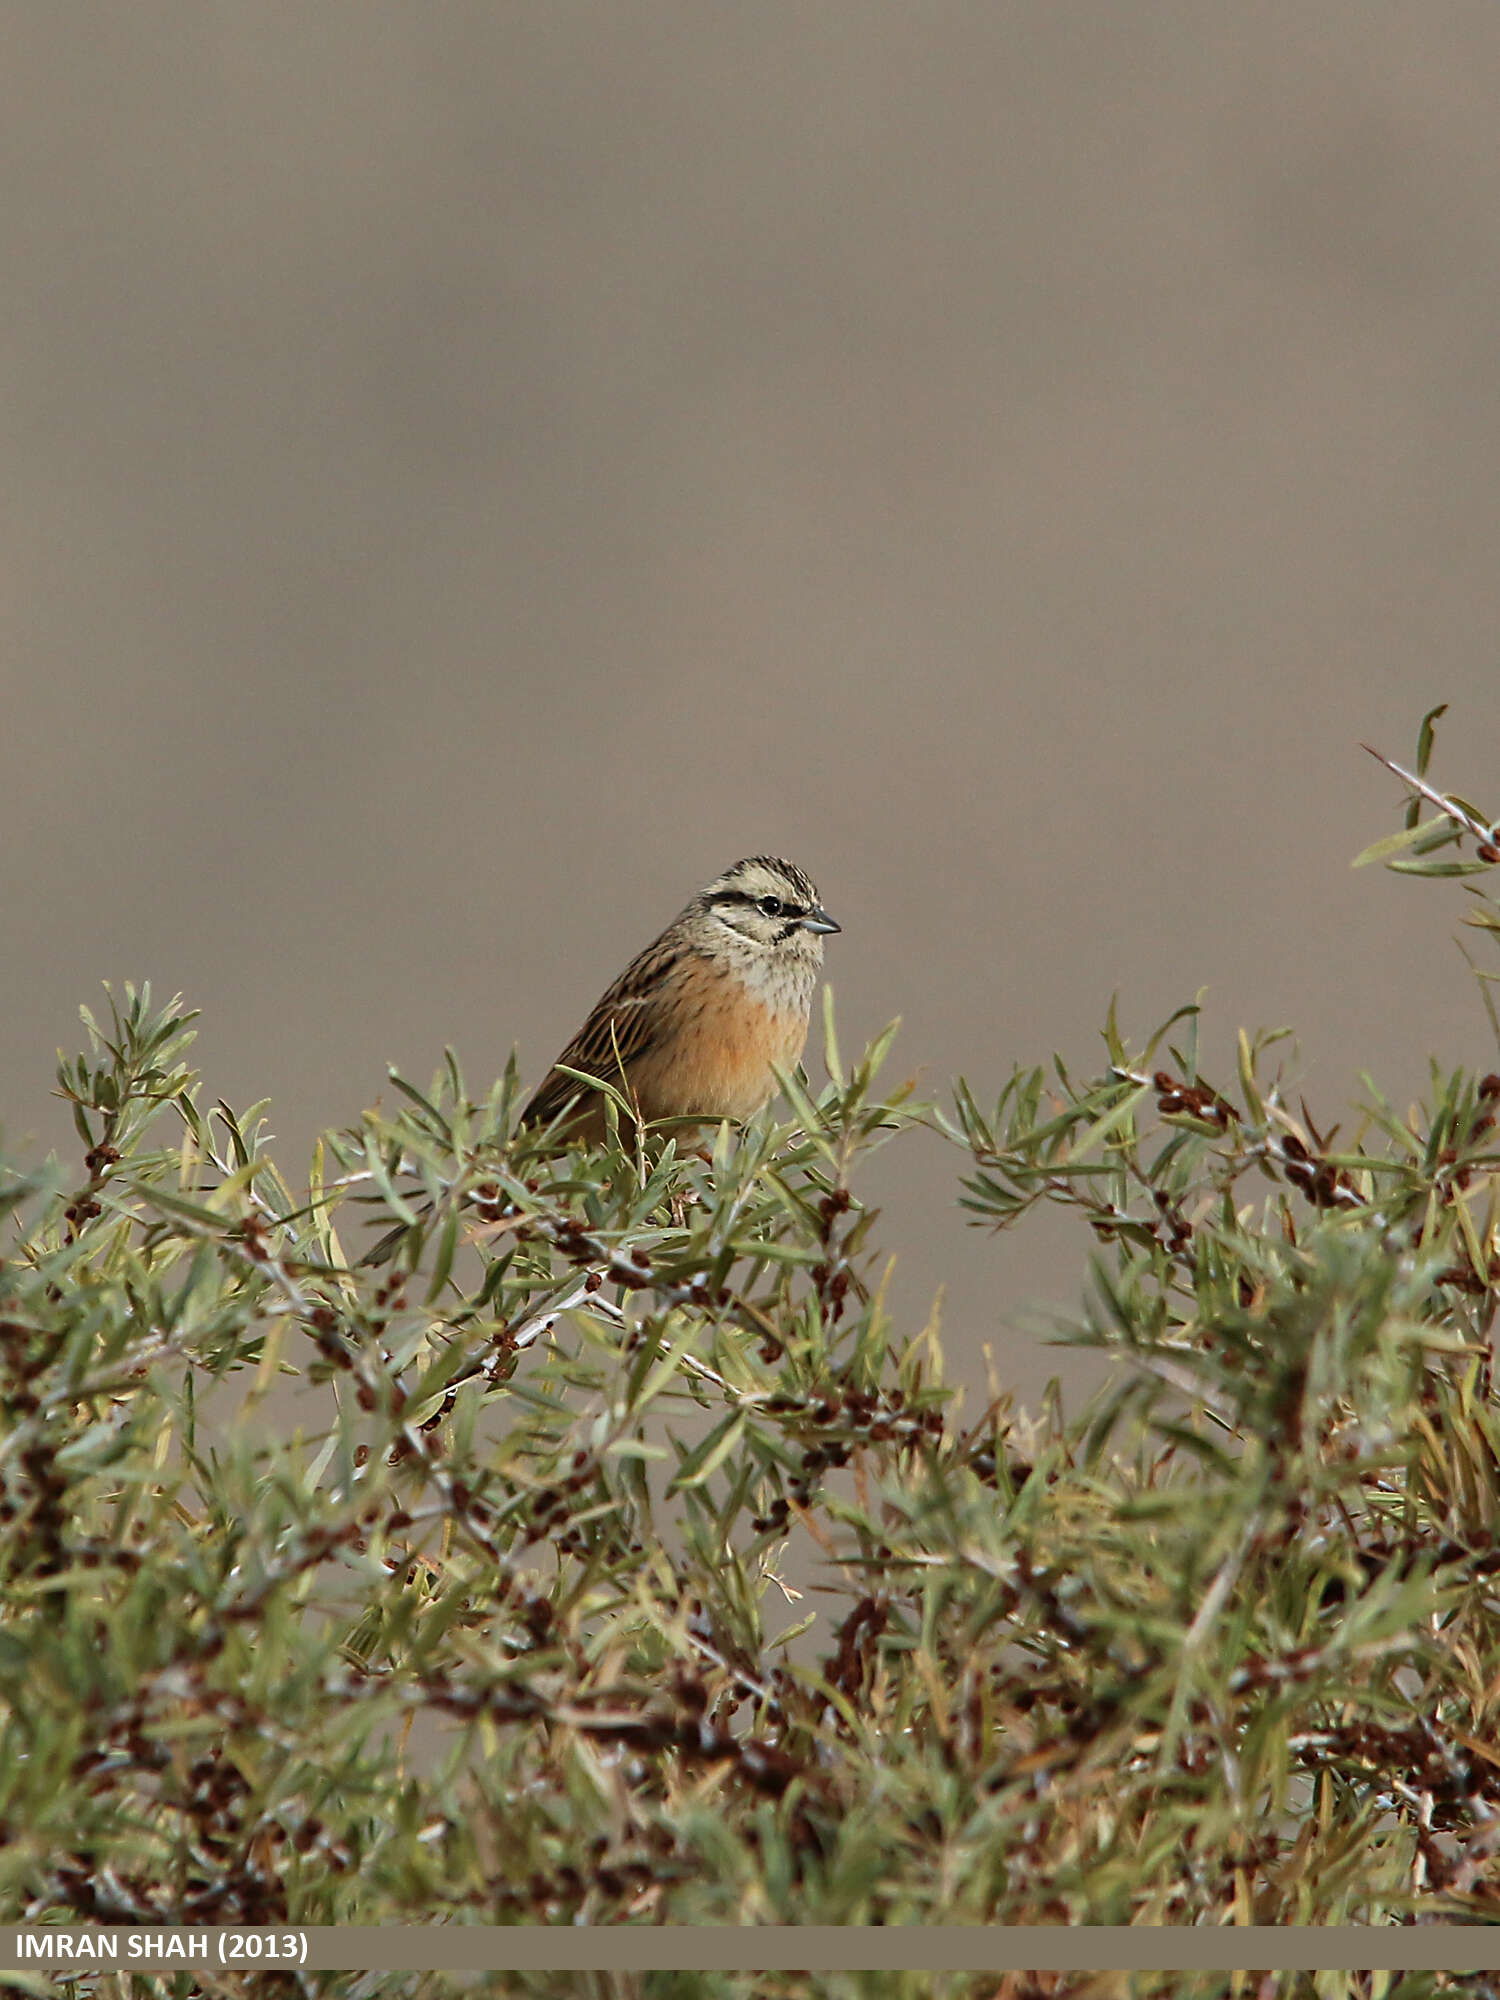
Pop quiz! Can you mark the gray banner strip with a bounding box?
[7,1929,1500,1973]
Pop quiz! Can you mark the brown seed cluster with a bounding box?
[750,1383,944,1533]
[1152,1070,1236,1129]
[1275,1129,1360,1210]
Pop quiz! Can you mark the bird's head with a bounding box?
[695,855,840,968]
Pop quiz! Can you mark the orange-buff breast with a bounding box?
[631,979,810,1123]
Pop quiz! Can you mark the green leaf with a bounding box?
[1415,701,1447,776]
[821,984,843,1090]
[1386,857,1493,878]
[1351,816,1454,869]
[668,1411,748,1492]
[424,1206,460,1303]
[1061,1083,1151,1164]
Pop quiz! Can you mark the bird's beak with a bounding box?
[801,906,841,935]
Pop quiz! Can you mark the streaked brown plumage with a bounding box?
[522,857,840,1144]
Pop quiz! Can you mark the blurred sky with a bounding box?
[6,5,1500,1409]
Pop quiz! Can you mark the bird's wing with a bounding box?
[520,936,687,1128]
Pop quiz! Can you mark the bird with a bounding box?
[360,857,839,1264]
[520,856,841,1145]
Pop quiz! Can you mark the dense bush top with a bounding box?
[4,717,1500,1992]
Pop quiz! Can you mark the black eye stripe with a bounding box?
[712,887,808,923]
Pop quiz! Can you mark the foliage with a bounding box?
[5,711,1500,1993]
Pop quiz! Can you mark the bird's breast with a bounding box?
[633,959,814,1122]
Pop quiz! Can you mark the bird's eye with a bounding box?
[757,895,784,918]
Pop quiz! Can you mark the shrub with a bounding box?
[3,711,1500,1993]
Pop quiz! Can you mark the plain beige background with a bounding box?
[5,6,1500,1409]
